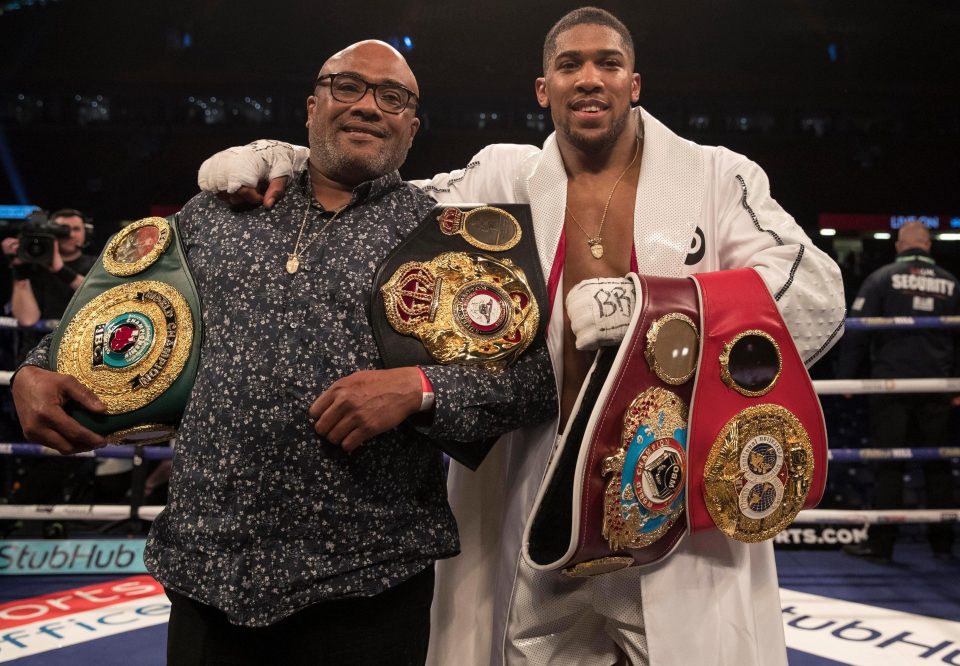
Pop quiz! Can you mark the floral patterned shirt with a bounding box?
[22,169,556,626]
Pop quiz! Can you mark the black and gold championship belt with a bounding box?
[371,204,547,469]
[49,216,202,445]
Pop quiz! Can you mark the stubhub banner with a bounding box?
[0,539,147,575]
[0,576,169,662]
[782,588,960,665]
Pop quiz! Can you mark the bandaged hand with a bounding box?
[566,277,638,351]
[197,139,308,194]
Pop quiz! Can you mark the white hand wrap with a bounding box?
[197,140,307,193]
[565,277,639,351]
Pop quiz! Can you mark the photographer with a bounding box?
[2,209,94,331]
[2,210,106,532]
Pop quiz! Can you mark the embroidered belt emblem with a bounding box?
[602,387,688,550]
[703,404,814,542]
[92,311,155,370]
[381,252,538,368]
[57,280,194,414]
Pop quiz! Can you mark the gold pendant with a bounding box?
[286,255,299,274]
[589,240,604,259]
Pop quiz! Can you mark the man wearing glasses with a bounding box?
[12,40,555,665]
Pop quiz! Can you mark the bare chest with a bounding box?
[558,178,637,425]
[562,178,637,294]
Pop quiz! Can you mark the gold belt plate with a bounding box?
[437,206,521,252]
[56,280,194,414]
[381,251,539,368]
[703,404,814,542]
[602,387,688,550]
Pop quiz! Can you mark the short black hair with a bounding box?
[542,7,635,73]
[50,208,86,222]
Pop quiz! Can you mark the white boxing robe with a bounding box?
[414,107,845,666]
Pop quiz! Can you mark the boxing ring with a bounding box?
[0,316,958,665]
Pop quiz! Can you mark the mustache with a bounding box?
[339,121,388,138]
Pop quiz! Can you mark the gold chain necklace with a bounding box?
[565,135,641,260]
[286,202,348,274]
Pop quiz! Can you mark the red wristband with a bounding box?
[417,367,435,412]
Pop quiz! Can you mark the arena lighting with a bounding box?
[936,233,960,241]
[820,229,837,236]
[1,0,61,13]
[0,127,29,204]
[387,36,414,52]
[874,232,892,240]
[0,205,37,219]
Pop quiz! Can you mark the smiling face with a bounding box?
[536,23,640,156]
[306,41,421,186]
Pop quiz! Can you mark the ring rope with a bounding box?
[813,378,960,394]
[4,375,959,393]
[0,505,954,526]
[0,315,59,331]
[843,315,960,330]
[795,509,959,525]
[0,504,162,521]
[1,443,956,462]
[0,442,173,459]
[830,446,960,462]
[3,315,958,334]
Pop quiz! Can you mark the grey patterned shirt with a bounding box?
[22,169,556,626]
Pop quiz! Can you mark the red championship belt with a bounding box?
[524,274,702,576]
[686,268,827,540]
[523,268,828,577]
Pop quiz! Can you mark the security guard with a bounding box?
[838,220,959,562]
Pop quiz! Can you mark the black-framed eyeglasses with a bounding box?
[315,72,419,115]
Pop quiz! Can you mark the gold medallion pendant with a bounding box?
[56,280,194,414]
[703,404,814,542]
[380,252,539,368]
[589,240,604,259]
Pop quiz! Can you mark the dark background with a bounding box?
[1,0,958,267]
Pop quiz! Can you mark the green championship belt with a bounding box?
[49,216,203,445]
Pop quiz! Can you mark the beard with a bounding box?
[557,105,632,156]
[310,124,410,185]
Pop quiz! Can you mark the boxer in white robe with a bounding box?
[197,9,844,665]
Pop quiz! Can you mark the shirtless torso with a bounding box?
[559,132,642,425]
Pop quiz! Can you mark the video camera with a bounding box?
[0,206,89,266]
[17,211,72,265]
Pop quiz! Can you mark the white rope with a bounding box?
[3,371,958,394]
[794,508,959,525]
[0,315,58,331]
[812,378,960,394]
[0,504,162,521]
[1,506,955,527]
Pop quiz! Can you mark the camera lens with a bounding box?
[24,237,47,258]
